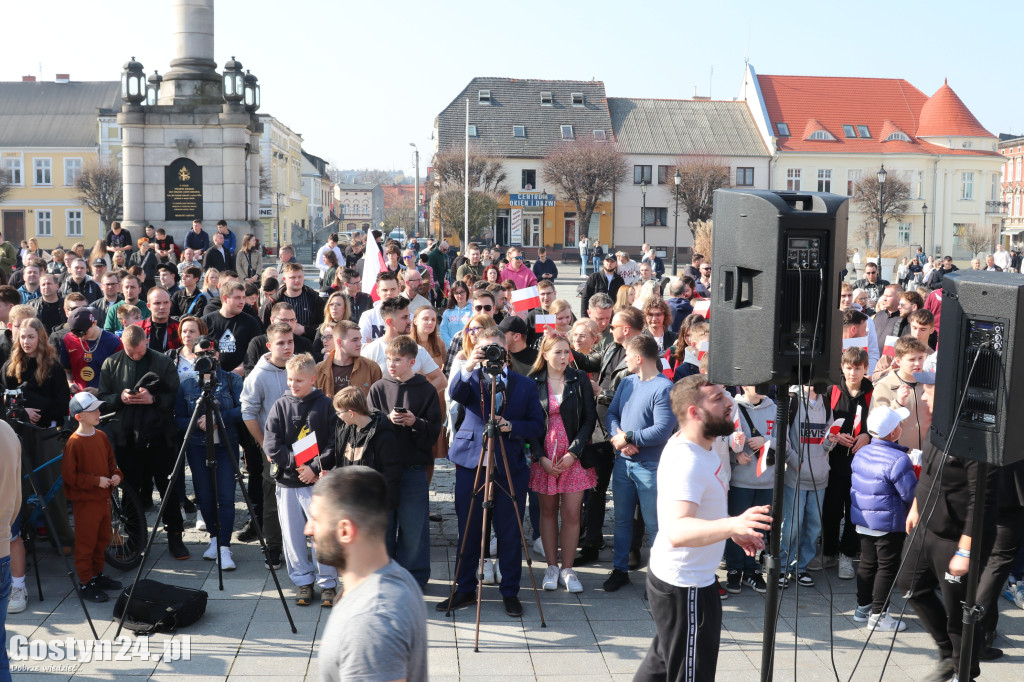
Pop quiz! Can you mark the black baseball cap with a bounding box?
[603,253,616,261]
[497,316,528,336]
[68,307,96,333]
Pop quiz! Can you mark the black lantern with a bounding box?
[243,70,260,113]
[146,70,162,106]
[222,56,244,104]
[121,57,146,105]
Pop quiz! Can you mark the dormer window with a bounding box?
[541,92,553,106]
[856,125,871,138]
[571,92,584,106]
[776,122,790,136]
[561,125,574,140]
[808,129,836,141]
[478,89,491,104]
[467,125,478,137]
[842,125,857,138]
[513,125,525,138]
[593,130,607,140]
[884,131,912,143]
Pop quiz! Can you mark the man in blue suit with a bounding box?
[437,327,546,617]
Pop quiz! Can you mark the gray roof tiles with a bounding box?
[0,81,121,147]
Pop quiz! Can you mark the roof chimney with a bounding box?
[55,74,70,83]
[22,75,36,82]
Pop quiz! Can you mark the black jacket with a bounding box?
[202,248,231,273]
[574,342,629,442]
[96,348,179,447]
[531,367,597,457]
[264,389,337,488]
[266,285,324,341]
[917,439,997,542]
[59,277,102,302]
[1,356,71,428]
[171,288,208,318]
[367,374,442,466]
[334,411,403,509]
[581,270,624,317]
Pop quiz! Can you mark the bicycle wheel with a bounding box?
[105,484,148,570]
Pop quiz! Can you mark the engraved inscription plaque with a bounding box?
[165,158,203,221]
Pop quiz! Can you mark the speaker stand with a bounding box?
[759,382,791,682]
[957,459,988,682]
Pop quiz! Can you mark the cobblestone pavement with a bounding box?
[6,270,1022,680]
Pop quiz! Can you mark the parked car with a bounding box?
[387,229,407,247]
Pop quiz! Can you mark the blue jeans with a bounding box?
[725,486,773,575]
[386,465,430,586]
[779,485,823,574]
[592,256,601,274]
[185,442,238,547]
[612,456,659,573]
[580,255,588,276]
[1,554,10,682]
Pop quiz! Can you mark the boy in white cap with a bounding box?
[62,392,124,603]
[849,404,918,631]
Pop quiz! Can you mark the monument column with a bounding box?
[160,0,221,105]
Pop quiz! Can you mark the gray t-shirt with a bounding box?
[319,560,427,682]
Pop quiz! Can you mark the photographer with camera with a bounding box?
[437,328,545,617]
[174,337,244,570]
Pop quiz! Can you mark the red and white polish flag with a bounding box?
[292,432,320,468]
[361,235,386,302]
[756,439,772,478]
[692,298,711,319]
[534,314,557,333]
[827,418,845,439]
[511,286,540,313]
[843,336,869,352]
[882,335,899,357]
[852,405,863,435]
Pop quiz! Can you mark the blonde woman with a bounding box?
[89,240,111,270]
[614,284,635,311]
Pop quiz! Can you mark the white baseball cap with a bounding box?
[866,405,910,439]
[69,392,104,417]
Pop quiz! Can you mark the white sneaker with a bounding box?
[561,568,583,593]
[838,555,855,580]
[533,537,545,558]
[867,611,906,632]
[542,565,559,590]
[203,540,218,561]
[482,558,495,584]
[7,585,27,614]
[219,546,236,571]
[196,514,207,532]
[489,534,498,556]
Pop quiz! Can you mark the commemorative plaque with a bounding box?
[165,158,203,221]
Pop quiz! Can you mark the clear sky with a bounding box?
[2,0,1018,176]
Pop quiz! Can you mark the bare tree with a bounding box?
[0,168,11,205]
[354,169,392,186]
[432,149,508,194]
[259,161,271,199]
[430,147,507,242]
[75,162,123,229]
[665,156,731,244]
[959,224,995,258]
[853,172,911,258]
[435,189,498,242]
[693,220,714,261]
[542,141,628,240]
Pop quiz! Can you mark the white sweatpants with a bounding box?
[275,486,337,589]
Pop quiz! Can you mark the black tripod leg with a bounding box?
[474,450,495,652]
[444,459,486,617]
[21,451,99,639]
[210,396,298,633]
[760,382,791,682]
[205,396,223,591]
[115,395,205,638]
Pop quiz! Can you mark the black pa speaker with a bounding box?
[929,270,1024,466]
[707,190,847,387]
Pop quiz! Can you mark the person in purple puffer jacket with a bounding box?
[850,405,919,632]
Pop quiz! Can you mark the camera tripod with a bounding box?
[443,370,547,651]
[114,374,297,637]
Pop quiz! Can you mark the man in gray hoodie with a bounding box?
[241,322,294,570]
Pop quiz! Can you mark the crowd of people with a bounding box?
[2,223,1023,681]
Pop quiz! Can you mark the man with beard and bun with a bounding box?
[307,467,427,682]
[635,375,772,682]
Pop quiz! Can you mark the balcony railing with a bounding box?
[986,200,1009,213]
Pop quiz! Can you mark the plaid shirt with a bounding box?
[443,331,464,376]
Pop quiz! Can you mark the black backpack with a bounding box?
[113,579,208,635]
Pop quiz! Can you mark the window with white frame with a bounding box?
[64,158,83,186]
[817,169,832,193]
[36,210,52,237]
[66,209,83,237]
[786,168,801,191]
[961,172,974,200]
[915,171,924,199]
[808,129,835,141]
[991,173,1000,201]
[2,158,23,185]
[467,125,478,137]
[34,158,52,185]
[898,222,911,245]
[847,169,861,196]
[512,125,525,138]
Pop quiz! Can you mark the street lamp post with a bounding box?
[640,181,648,246]
[876,164,887,267]
[672,169,681,275]
[922,202,928,258]
[409,143,420,239]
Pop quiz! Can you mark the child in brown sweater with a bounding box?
[62,392,124,602]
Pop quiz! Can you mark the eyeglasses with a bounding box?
[512,256,524,261]
[473,304,493,312]
[466,327,484,335]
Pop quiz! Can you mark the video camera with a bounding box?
[2,387,29,423]
[193,338,219,389]
[479,343,506,376]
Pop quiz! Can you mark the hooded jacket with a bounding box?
[730,394,777,490]
[314,351,381,398]
[367,373,442,467]
[850,437,917,533]
[784,386,830,491]
[264,388,336,488]
[240,353,289,427]
[334,411,403,509]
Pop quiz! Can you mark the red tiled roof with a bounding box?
[757,74,998,156]
[917,80,993,138]
[802,118,834,141]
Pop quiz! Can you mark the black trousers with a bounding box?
[978,506,1024,635]
[821,455,858,558]
[900,527,980,679]
[238,426,264,522]
[635,573,721,682]
[855,531,905,614]
[581,442,644,553]
[119,440,183,534]
[260,455,283,551]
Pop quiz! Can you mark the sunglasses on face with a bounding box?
[403,255,414,260]
[466,327,483,335]
[512,256,523,261]
[474,304,493,312]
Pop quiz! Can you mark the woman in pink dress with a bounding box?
[528,336,597,593]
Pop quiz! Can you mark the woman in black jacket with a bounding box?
[1,317,70,427]
[332,387,403,510]
[528,335,597,593]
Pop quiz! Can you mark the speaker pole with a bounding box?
[759,382,790,682]
[956,459,988,682]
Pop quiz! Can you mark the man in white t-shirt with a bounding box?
[636,375,772,682]
[360,297,446,394]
